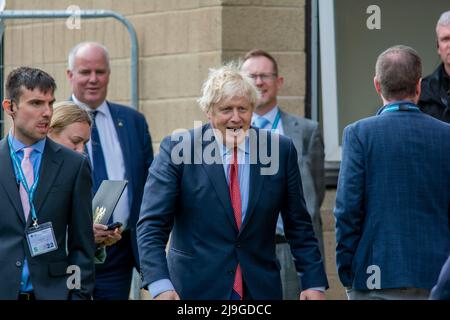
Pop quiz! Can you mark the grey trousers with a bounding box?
[276,242,300,300]
[346,287,430,300]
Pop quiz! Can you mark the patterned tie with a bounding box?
[253,116,270,129]
[229,147,243,299]
[90,111,108,193]
[19,147,34,221]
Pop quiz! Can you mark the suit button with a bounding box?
[16,261,22,267]
[227,270,234,275]
[236,243,241,248]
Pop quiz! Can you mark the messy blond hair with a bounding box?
[197,62,260,113]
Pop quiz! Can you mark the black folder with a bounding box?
[92,180,128,225]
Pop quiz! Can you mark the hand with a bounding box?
[93,223,122,246]
[154,290,180,300]
[299,289,326,300]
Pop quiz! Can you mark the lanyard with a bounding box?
[271,110,281,130]
[378,102,420,115]
[8,139,40,226]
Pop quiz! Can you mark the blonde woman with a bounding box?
[48,101,121,263]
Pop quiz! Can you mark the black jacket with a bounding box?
[419,63,450,122]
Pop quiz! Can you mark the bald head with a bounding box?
[67,42,111,109]
[374,45,422,102]
[68,42,110,71]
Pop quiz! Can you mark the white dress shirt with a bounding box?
[72,95,130,229]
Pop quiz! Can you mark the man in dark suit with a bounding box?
[137,64,328,300]
[67,42,154,299]
[0,67,94,300]
[335,45,450,300]
[241,49,326,299]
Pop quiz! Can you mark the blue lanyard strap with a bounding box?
[271,110,281,130]
[378,102,420,115]
[8,139,40,224]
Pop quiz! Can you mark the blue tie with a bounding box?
[253,116,270,129]
[90,111,108,193]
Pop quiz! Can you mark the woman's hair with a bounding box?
[49,101,92,134]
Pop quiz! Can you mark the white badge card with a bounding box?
[26,222,58,257]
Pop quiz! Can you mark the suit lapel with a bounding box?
[240,128,264,233]
[0,138,26,224]
[280,110,303,155]
[34,139,63,218]
[108,102,133,198]
[197,125,238,232]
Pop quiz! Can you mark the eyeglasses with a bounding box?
[247,73,277,82]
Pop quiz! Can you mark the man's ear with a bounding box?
[66,69,73,81]
[2,99,14,117]
[416,78,422,98]
[373,77,382,95]
[276,76,284,92]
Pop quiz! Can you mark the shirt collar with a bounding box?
[8,130,46,154]
[252,105,280,126]
[210,127,250,159]
[72,94,108,115]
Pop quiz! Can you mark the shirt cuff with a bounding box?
[148,279,175,299]
[306,286,326,292]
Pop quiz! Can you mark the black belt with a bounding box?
[18,291,35,301]
[275,234,287,244]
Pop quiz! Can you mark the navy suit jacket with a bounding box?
[95,101,153,268]
[137,124,328,299]
[0,138,95,299]
[335,107,450,290]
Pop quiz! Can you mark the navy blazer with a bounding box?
[102,102,153,267]
[335,108,450,290]
[0,138,95,299]
[76,100,154,272]
[137,124,328,299]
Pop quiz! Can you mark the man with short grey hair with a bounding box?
[67,42,154,300]
[419,10,450,121]
[335,45,450,300]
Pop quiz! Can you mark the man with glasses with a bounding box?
[241,50,326,300]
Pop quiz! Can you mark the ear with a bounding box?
[2,99,13,117]
[416,78,422,97]
[373,76,382,95]
[276,76,284,92]
[66,69,73,81]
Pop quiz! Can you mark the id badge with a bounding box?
[26,222,58,257]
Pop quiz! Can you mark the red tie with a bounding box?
[229,147,243,299]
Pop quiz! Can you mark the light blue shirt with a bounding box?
[8,133,46,293]
[149,136,251,299]
[252,106,286,235]
[251,106,284,134]
[72,95,131,229]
